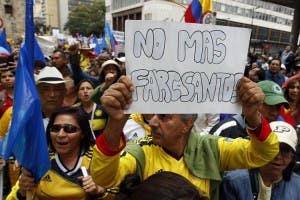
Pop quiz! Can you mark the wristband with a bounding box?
[245,113,262,131]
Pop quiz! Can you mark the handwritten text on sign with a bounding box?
[125,21,251,114]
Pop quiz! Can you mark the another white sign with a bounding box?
[125,20,251,114]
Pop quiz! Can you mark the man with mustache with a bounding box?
[36,66,66,128]
[91,76,279,200]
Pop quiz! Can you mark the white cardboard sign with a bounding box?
[125,20,251,114]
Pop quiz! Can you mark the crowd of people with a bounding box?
[1,38,300,200]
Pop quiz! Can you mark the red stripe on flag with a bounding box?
[185,5,197,23]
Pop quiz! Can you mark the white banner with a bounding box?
[125,20,251,114]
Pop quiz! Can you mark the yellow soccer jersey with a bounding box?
[7,149,98,200]
[91,119,278,199]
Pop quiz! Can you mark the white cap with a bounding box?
[36,66,65,85]
[270,121,297,151]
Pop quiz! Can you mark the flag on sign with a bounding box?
[185,0,212,23]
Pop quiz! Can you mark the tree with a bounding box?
[64,0,105,37]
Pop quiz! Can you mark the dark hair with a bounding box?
[76,78,96,92]
[117,52,125,58]
[52,49,67,59]
[271,57,282,66]
[0,56,16,75]
[283,154,296,181]
[115,171,208,200]
[46,107,94,154]
[34,60,46,70]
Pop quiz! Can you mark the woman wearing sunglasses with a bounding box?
[7,107,106,199]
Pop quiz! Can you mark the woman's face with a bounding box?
[50,114,82,157]
[78,81,94,103]
[288,81,300,101]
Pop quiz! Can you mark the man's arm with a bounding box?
[218,77,279,170]
[91,76,136,187]
[99,76,134,151]
[237,77,263,130]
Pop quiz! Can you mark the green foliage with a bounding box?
[64,0,105,37]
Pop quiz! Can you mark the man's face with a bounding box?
[269,60,281,74]
[260,143,293,178]
[149,114,192,150]
[259,103,281,122]
[37,83,66,115]
[51,52,67,69]
[0,70,15,89]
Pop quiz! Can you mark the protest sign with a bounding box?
[125,20,251,114]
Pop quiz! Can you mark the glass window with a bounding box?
[221,4,226,12]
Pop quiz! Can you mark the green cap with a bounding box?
[258,80,289,108]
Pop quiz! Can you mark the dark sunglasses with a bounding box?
[50,124,80,133]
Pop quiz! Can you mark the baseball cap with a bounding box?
[98,60,121,83]
[270,121,297,151]
[258,80,289,108]
[36,66,65,85]
[115,56,126,63]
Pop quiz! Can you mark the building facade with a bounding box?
[0,0,25,40]
[106,0,294,54]
[34,0,97,34]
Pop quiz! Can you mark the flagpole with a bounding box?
[25,0,35,198]
[25,0,34,72]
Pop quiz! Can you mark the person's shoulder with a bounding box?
[223,169,249,181]
[290,173,300,182]
[210,115,245,138]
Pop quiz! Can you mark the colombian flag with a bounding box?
[185,0,212,23]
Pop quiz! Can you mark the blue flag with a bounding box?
[101,36,107,50]
[2,0,50,182]
[34,37,46,63]
[104,22,117,49]
[93,36,101,54]
[0,28,12,54]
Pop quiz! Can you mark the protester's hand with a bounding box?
[101,76,134,121]
[68,43,79,56]
[237,77,264,128]
[79,175,105,196]
[103,73,117,89]
[18,168,36,197]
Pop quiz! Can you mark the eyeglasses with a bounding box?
[50,124,80,134]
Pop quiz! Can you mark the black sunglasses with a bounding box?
[50,124,80,133]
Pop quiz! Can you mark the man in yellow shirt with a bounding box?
[91,76,279,200]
